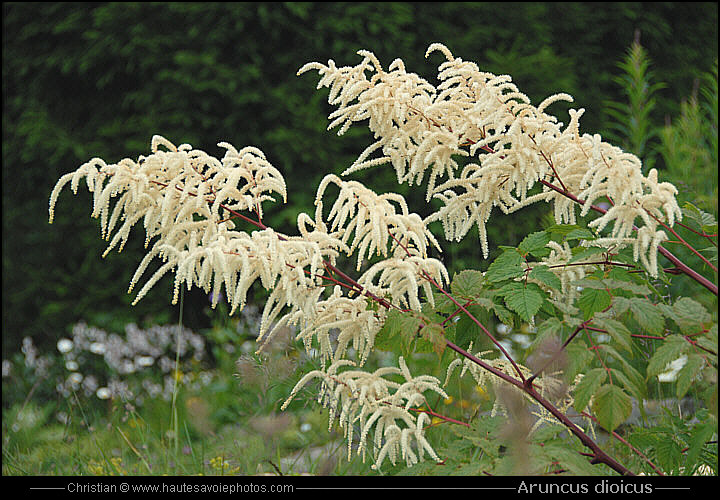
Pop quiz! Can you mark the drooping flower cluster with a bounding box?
[48,43,690,471]
[49,134,451,468]
[301,43,682,275]
[281,356,447,468]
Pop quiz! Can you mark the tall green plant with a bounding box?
[659,60,718,213]
[603,32,666,169]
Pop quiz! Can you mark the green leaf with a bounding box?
[593,384,632,432]
[603,345,647,399]
[670,298,712,334]
[568,246,606,264]
[610,368,643,401]
[647,335,690,378]
[595,317,632,353]
[418,322,447,357]
[532,317,564,349]
[566,341,594,382]
[451,269,485,298]
[485,249,525,282]
[695,324,717,359]
[518,231,551,257]
[565,228,597,241]
[488,298,515,328]
[577,287,612,320]
[628,298,664,335]
[544,445,601,476]
[454,304,490,349]
[655,438,682,472]
[375,309,423,356]
[574,368,607,412]
[682,202,718,234]
[686,421,717,473]
[431,291,456,314]
[528,265,562,290]
[602,279,651,296]
[546,224,592,238]
[499,282,546,323]
[675,354,705,398]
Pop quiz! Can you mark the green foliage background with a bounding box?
[2,2,718,355]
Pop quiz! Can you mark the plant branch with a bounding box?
[444,340,633,475]
[539,179,718,295]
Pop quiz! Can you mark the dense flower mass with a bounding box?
[300,43,682,273]
[48,43,689,470]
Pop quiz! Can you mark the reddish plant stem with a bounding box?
[409,407,471,428]
[151,177,632,475]
[444,340,633,475]
[421,270,526,383]
[580,412,665,476]
[645,209,717,273]
[539,179,718,296]
[525,306,612,388]
[673,220,718,243]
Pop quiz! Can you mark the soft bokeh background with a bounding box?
[3,2,717,353]
[2,2,717,475]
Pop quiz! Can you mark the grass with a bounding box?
[2,301,490,477]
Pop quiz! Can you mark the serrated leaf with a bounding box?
[375,309,422,355]
[609,368,643,401]
[574,368,607,412]
[602,279,651,296]
[418,323,447,357]
[431,291,456,314]
[528,265,562,290]
[451,269,485,298]
[485,249,525,282]
[686,421,717,473]
[530,424,567,443]
[568,246,606,264]
[454,304,490,349]
[670,298,712,334]
[682,202,718,234]
[499,282,546,322]
[655,438,682,472]
[593,384,632,432]
[611,296,631,316]
[602,345,646,399]
[577,287,612,320]
[545,446,600,476]
[627,298,664,335]
[488,297,515,328]
[566,341,594,382]
[647,335,690,377]
[532,317,564,349]
[546,224,590,237]
[518,231,551,257]
[572,277,607,290]
[565,228,597,241]
[595,317,632,353]
[675,354,705,398]
[695,324,717,358]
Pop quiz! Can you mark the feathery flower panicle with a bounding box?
[279,285,387,366]
[315,174,443,270]
[534,241,593,305]
[48,136,346,318]
[302,44,682,275]
[281,356,447,468]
